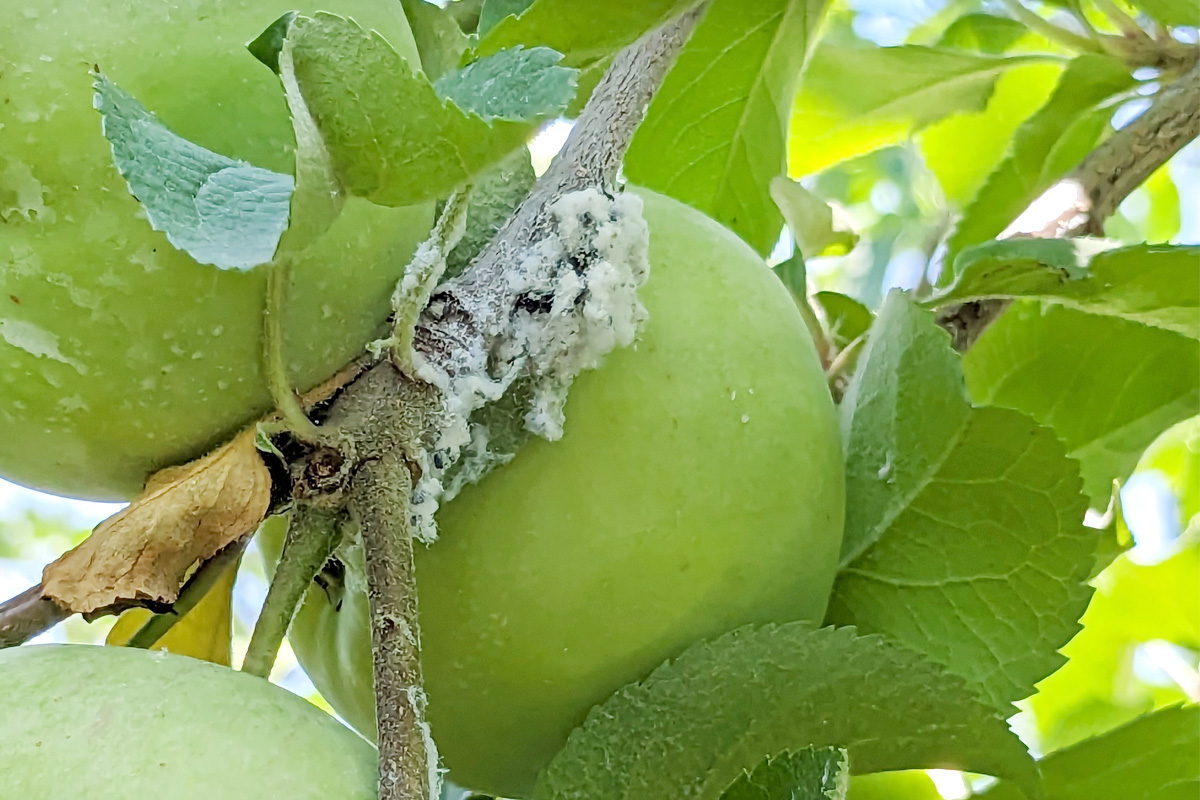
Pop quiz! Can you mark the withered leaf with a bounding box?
[43,430,271,615]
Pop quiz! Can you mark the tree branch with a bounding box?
[1073,57,1200,234]
[936,298,1012,354]
[334,10,710,799]
[448,2,710,334]
[352,453,430,800]
[0,13,708,798]
[937,56,1200,351]
[1000,0,1102,55]
[0,585,68,649]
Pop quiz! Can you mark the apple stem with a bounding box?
[264,255,335,445]
[242,506,343,679]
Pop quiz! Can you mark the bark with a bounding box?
[936,56,1200,351]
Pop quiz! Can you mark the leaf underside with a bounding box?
[94,74,293,270]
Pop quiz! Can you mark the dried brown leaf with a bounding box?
[42,430,271,615]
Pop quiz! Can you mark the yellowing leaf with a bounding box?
[43,429,270,615]
[106,555,238,666]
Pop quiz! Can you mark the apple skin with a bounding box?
[0,644,377,799]
[0,0,433,501]
[264,188,846,797]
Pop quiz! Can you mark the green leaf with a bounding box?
[444,146,536,278]
[478,0,535,37]
[285,13,574,205]
[918,11,1070,205]
[775,255,808,300]
[831,292,1093,709]
[813,291,872,350]
[771,177,858,259]
[246,11,294,73]
[1092,492,1133,579]
[936,13,1033,53]
[977,706,1200,800]
[944,55,1134,262]
[1141,167,1182,243]
[773,256,830,358]
[720,748,849,800]
[788,45,1054,177]
[400,0,472,81]
[964,302,1200,505]
[94,73,293,270]
[1130,0,1200,27]
[443,0,485,32]
[625,0,830,255]
[1030,542,1199,751]
[919,62,1062,205]
[258,16,348,256]
[936,242,1200,338]
[475,0,696,68]
[564,57,609,117]
[533,625,1041,800]
[846,771,941,800]
[433,45,576,122]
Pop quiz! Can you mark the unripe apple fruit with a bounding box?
[266,188,847,797]
[0,0,433,500]
[0,644,377,799]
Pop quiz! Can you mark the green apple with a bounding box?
[0,0,433,501]
[0,644,376,798]
[266,188,847,797]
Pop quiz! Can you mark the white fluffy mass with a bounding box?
[500,188,649,439]
[406,188,650,541]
